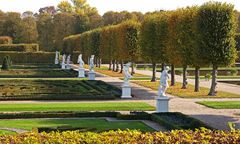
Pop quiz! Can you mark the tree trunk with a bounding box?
[120,60,123,73]
[194,66,200,92]
[151,62,156,82]
[181,66,187,89]
[161,63,165,72]
[116,61,119,72]
[131,62,135,75]
[95,57,98,67]
[208,65,218,96]
[98,58,101,68]
[108,60,112,70]
[112,60,116,71]
[171,64,175,86]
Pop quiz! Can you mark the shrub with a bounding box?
[236,33,240,51]
[0,129,239,143]
[1,56,10,70]
[0,44,39,52]
[0,36,12,44]
[0,52,55,64]
[230,68,238,76]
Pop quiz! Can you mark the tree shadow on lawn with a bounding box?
[190,114,240,130]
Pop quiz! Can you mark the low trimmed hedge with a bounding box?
[0,36,12,44]
[0,44,39,52]
[0,129,239,143]
[151,112,213,130]
[0,52,55,64]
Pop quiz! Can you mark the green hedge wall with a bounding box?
[236,33,240,51]
[0,44,39,52]
[0,52,55,64]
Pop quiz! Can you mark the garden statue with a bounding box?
[66,55,71,69]
[123,62,132,86]
[158,66,170,97]
[77,54,84,68]
[61,54,66,69]
[55,51,59,64]
[77,54,85,78]
[89,55,94,72]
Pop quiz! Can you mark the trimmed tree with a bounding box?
[197,2,238,96]
[140,12,168,82]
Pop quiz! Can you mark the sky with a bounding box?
[0,0,239,15]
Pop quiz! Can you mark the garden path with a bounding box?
[71,64,240,130]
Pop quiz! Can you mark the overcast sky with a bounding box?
[0,0,239,15]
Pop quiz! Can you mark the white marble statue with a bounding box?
[89,55,94,72]
[55,51,59,64]
[158,66,170,96]
[66,55,71,69]
[61,54,66,69]
[77,54,84,69]
[123,62,132,86]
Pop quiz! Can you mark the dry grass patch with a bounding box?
[132,81,240,98]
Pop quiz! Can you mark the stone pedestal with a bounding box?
[121,85,132,99]
[61,63,66,69]
[156,96,170,112]
[55,59,59,65]
[88,71,95,80]
[78,68,85,78]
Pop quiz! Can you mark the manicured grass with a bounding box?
[197,101,240,109]
[0,102,155,112]
[0,118,154,132]
[0,80,121,100]
[119,77,156,81]
[132,81,240,98]
[0,129,16,135]
[96,69,147,77]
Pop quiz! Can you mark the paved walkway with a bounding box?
[72,64,240,130]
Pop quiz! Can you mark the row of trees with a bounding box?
[0,0,145,52]
[64,20,140,73]
[64,1,238,96]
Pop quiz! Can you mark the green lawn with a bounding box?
[197,101,240,109]
[0,129,16,135]
[132,81,240,98]
[0,118,154,132]
[0,102,155,112]
[119,77,156,81]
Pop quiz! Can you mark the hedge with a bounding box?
[236,33,240,51]
[0,36,12,44]
[0,129,239,143]
[0,52,55,64]
[0,44,39,52]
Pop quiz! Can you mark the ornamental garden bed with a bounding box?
[197,101,240,109]
[0,80,121,100]
[0,64,77,78]
[218,80,240,86]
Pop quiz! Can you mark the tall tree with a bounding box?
[2,12,22,43]
[37,13,55,51]
[140,13,167,82]
[18,16,38,43]
[53,13,75,51]
[197,2,238,96]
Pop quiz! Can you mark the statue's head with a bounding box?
[165,66,170,71]
[91,55,95,59]
[79,54,82,58]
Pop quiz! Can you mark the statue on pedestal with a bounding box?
[55,51,59,64]
[66,55,71,69]
[77,54,84,69]
[123,62,132,86]
[61,54,66,69]
[158,66,170,97]
[89,55,94,72]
